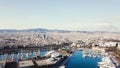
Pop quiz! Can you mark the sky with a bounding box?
[0,0,120,32]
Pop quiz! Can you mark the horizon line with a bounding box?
[0,28,119,33]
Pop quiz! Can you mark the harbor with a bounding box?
[0,50,46,61]
[65,50,101,68]
[64,49,120,68]
[0,48,69,68]
[0,48,120,68]
[0,49,48,68]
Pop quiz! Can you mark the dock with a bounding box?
[19,60,34,68]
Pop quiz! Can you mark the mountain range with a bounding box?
[0,28,71,33]
[0,28,119,33]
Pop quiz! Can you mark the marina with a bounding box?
[64,49,119,68]
[0,48,119,68]
[0,49,47,61]
[0,49,68,68]
[82,49,102,58]
[65,50,102,68]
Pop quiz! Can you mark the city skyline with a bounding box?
[0,0,120,32]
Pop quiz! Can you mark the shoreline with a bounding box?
[59,52,74,68]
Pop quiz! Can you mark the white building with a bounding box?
[51,52,59,58]
[99,42,118,47]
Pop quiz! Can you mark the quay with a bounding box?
[19,60,34,68]
[59,54,72,68]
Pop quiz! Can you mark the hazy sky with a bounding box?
[0,0,120,32]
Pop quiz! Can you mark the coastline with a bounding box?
[59,53,73,68]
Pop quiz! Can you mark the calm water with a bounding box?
[65,51,101,68]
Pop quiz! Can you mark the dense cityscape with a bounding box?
[0,29,120,48]
[0,29,120,68]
